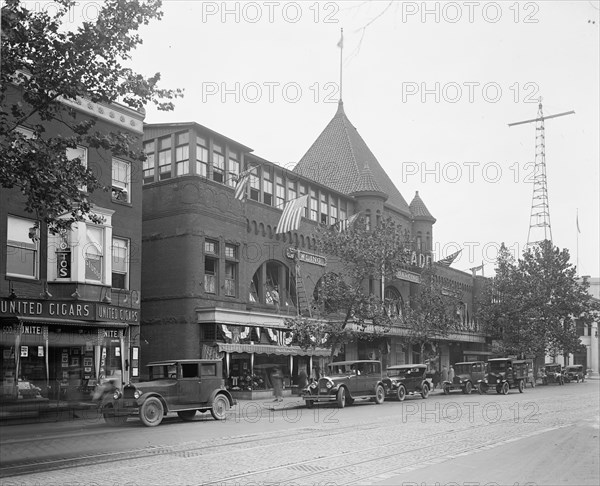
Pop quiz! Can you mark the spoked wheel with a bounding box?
[374,385,385,404]
[336,387,346,408]
[140,397,164,427]
[210,394,229,420]
[103,405,128,426]
[501,382,510,395]
[464,382,473,395]
[443,385,450,395]
[397,385,406,402]
[518,380,524,393]
[177,410,197,421]
[305,400,314,409]
[421,383,430,399]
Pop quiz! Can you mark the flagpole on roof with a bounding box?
[337,27,344,101]
[576,208,580,277]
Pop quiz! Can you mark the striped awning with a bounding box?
[216,343,330,357]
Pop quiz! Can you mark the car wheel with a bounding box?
[140,397,164,427]
[478,383,486,395]
[397,385,406,401]
[374,385,385,404]
[305,400,314,409]
[518,380,524,393]
[421,383,429,399]
[501,382,509,395]
[336,387,346,408]
[177,410,197,421]
[102,404,127,426]
[443,385,450,395]
[464,382,473,395]
[210,394,229,420]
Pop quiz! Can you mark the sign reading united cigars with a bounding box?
[0,298,139,324]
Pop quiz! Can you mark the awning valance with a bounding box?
[216,343,330,357]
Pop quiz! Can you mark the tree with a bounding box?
[401,266,462,362]
[285,217,411,359]
[477,241,598,359]
[1,0,183,233]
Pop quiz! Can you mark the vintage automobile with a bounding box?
[480,357,528,395]
[301,360,386,408]
[564,364,585,383]
[541,363,564,385]
[442,361,486,395]
[98,359,235,426]
[384,364,430,400]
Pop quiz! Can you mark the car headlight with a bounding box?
[326,381,333,389]
[133,390,142,399]
[113,390,122,400]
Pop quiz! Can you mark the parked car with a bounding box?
[301,360,385,408]
[383,364,430,401]
[480,358,528,395]
[98,359,235,426]
[564,364,585,383]
[541,363,564,386]
[442,361,486,395]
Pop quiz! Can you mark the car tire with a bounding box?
[177,410,197,421]
[443,385,450,395]
[478,383,486,395]
[421,383,429,399]
[518,380,524,393]
[102,404,128,426]
[140,397,164,427]
[464,382,472,395]
[501,382,509,395]
[305,400,314,409]
[374,385,385,404]
[210,394,229,420]
[336,387,346,408]
[397,385,406,401]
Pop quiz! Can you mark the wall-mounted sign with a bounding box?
[395,269,421,284]
[286,247,327,267]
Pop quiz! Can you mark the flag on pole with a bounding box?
[576,211,581,233]
[337,212,360,232]
[233,167,255,200]
[276,195,308,234]
[435,249,462,267]
[337,28,343,48]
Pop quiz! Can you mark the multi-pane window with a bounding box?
[310,189,318,221]
[112,237,129,289]
[225,243,237,259]
[320,193,328,225]
[205,239,219,255]
[276,175,285,208]
[112,158,131,203]
[6,215,38,279]
[365,211,371,231]
[227,150,239,187]
[330,200,338,224]
[175,132,189,176]
[250,167,260,201]
[299,183,307,217]
[212,143,224,183]
[158,136,172,180]
[196,137,209,177]
[224,262,237,297]
[287,180,297,202]
[85,225,104,282]
[339,200,347,221]
[204,239,219,294]
[143,141,155,184]
[66,146,88,191]
[263,168,273,206]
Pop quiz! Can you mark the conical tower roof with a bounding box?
[351,163,386,196]
[294,101,410,216]
[409,191,436,222]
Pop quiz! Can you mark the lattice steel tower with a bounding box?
[508,99,574,247]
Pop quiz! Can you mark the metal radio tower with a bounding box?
[508,99,574,247]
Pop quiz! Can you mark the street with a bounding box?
[0,381,598,486]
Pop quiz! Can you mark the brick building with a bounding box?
[141,101,490,393]
[1,85,144,406]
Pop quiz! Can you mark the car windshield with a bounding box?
[148,364,177,380]
[454,364,472,374]
[546,365,560,372]
[566,366,579,372]
[489,361,508,372]
[387,368,411,378]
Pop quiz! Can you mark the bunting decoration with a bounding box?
[276,195,308,234]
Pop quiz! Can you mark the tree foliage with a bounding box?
[477,241,598,358]
[286,217,411,358]
[401,266,463,361]
[1,0,183,232]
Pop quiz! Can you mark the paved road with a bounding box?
[0,382,598,486]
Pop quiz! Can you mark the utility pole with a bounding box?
[509,99,574,247]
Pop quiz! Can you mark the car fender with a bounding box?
[209,388,235,406]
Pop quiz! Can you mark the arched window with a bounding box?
[248,260,295,308]
[384,286,403,317]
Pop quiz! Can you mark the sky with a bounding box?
[50,0,600,277]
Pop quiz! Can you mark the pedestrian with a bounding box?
[298,368,308,390]
[448,366,455,383]
[433,368,440,390]
[441,365,448,383]
[271,367,283,402]
[271,286,280,313]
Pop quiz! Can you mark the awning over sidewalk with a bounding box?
[216,343,330,357]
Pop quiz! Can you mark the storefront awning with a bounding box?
[217,343,330,357]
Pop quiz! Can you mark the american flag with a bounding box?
[233,166,256,200]
[336,213,360,232]
[435,249,462,267]
[276,195,308,234]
